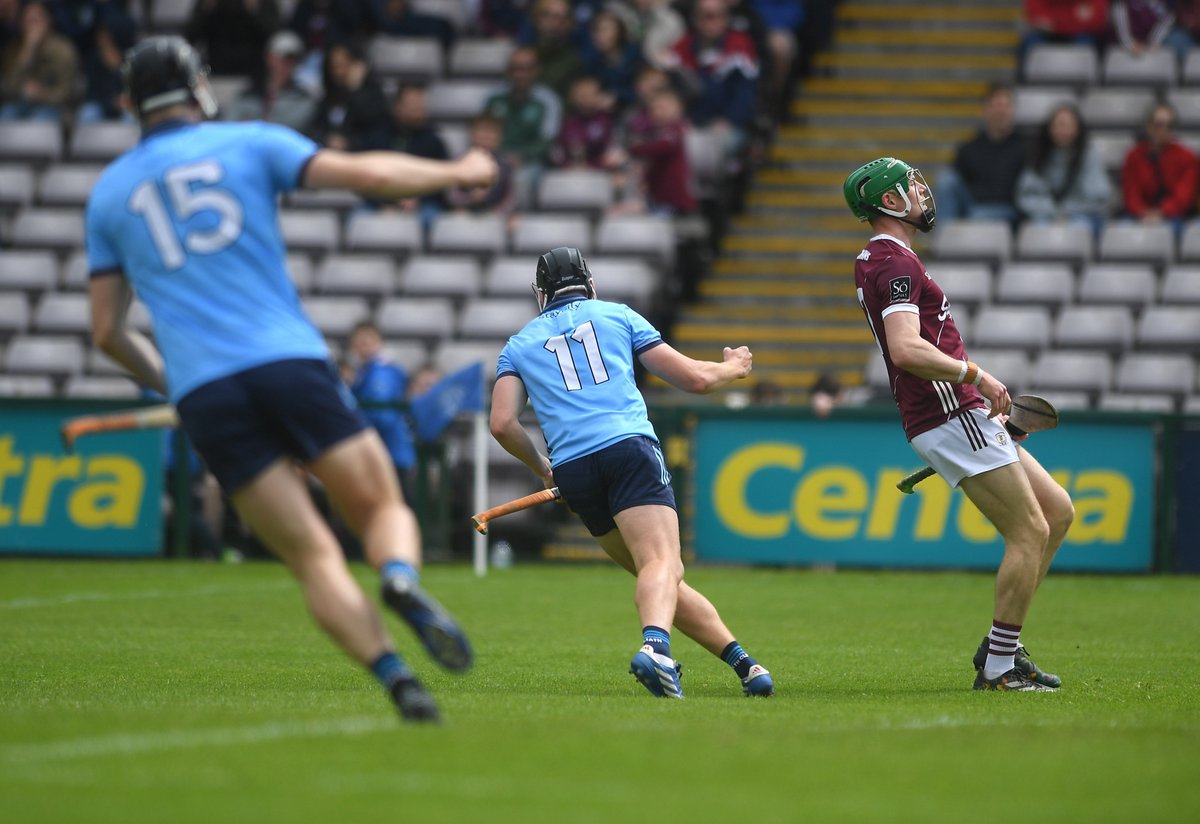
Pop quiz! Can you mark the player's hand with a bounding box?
[978,371,1011,418]
[457,148,499,189]
[996,412,1029,442]
[723,345,753,379]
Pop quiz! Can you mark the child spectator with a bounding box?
[1016,103,1112,234]
[584,8,642,110]
[625,87,698,216]
[0,1,78,121]
[380,83,449,226]
[1121,103,1197,234]
[349,321,418,499]
[446,114,515,216]
[551,74,616,168]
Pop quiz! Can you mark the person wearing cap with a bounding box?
[224,29,317,132]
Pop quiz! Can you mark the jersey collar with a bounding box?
[540,296,586,314]
[870,232,911,250]
[141,118,193,141]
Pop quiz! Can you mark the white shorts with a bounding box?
[909,407,1020,488]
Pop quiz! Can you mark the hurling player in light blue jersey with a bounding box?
[490,248,775,700]
[86,37,499,722]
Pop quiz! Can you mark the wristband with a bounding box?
[956,360,968,383]
[963,361,982,386]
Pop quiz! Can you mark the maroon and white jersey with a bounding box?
[854,233,985,441]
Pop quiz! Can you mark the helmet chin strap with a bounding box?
[871,184,934,233]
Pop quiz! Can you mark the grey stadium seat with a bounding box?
[38,165,104,206]
[950,308,972,345]
[1185,395,1200,414]
[33,293,91,334]
[1013,86,1078,129]
[595,215,675,265]
[0,292,30,335]
[685,128,725,198]
[1167,89,1200,129]
[60,250,90,290]
[1053,305,1135,351]
[0,121,63,163]
[1136,307,1200,348]
[965,349,1033,392]
[208,76,249,112]
[1103,47,1177,86]
[424,80,497,121]
[1023,45,1099,85]
[412,0,471,31]
[438,123,470,157]
[1161,266,1200,302]
[1178,220,1200,261]
[381,340,430,373]
[402,255,484,298]
[11,208,84,250]
[1098,393,1177,412]
[932,219,1011,262]
[68,122,138,162]
[4,335,85,376]
[865,355,890,389]
[485,256,536,297]
[1031,351,1114,394]
[301,296,371,338]
[286,253,315,293]
[1078,263,1158,306]
[288,188,361,210]
[62,376,141,399]
[0,250,59,292]
[368,36,443,81]
[995,262,1075,306]
[433,339,503,377]
[314,255,396,295]
[0,375,55,396]
[537,169,615,212]
[449,39,514,77]
[1115,352,1196,395]
[1080,88,1156,129]
[1098,222,1175,265]
[1046,390,1095,410]
[511,214,592,255]
[1015,222,1092,264]
[375,297,457,339]
[344,211,423,254]
[972,305,1053,351]
[279,210,340,253]
[1090,132,1135,172]
[458,297,534,339]
[0,165,35,208]
[932,264,992,308]
[150,0,192,29]
[588,256,658,308]
[88,348,130,376]
[429,213,508,255]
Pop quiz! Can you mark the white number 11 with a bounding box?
[544,320,610,391]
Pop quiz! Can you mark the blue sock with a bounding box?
[721,641,756,680]
[642,625,671,656]
[381,560,418,584]
[370,651,411,690]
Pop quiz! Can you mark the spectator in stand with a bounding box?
[612,0,685,70]
[1111,1,1193,62]
[223,30,318,131]
[76,11,137,122]
[312,40,391,150]
[584,8,641,111]
[664,0,761,157]
[479,0,535,38]
[483,46,562,205]
[0,0,19,48]
[1174,1,1200,45]
[525,0,586,100]
[551,74,616,168]
[624,86,698,216]
[446,113,516,216]
[349,321,419,499]
[185,0,281,82]
[380,83,449,227]
[1015,103,1112,235]
[1120,102,1197,235]
[809,371,845,419]
[936,83,1026,223]
[373,0,456,53]
[0,1,78,121]
[1019,0,1108,67]
[751,0,804,121]
[288,0,373,92]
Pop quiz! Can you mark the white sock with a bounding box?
[983,620,1021,680]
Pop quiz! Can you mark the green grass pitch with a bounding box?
[2,560,1198,823]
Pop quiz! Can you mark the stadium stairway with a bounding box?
[657,0,1021,405]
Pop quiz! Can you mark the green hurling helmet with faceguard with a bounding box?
[843,157,936,232]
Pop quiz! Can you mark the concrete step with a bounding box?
[723,234,865,255]
[647,367,865,391]
[833,28,1018,48]
[814,50,1015,74]
[839,4,1020,24]
[791,97,982,120]
[802,77,991,99]
[776,124,973,144]
[674,346,871,368]
[674,322,873,345]
[769,144,953,166]
[682,304,864,322]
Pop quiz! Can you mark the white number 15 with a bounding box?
[128,159,244,271]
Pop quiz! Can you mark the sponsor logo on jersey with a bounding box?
[889,276,911,302]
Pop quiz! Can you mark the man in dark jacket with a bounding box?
[936,83,1026,223]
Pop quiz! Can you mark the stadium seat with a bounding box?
[995,262,1075,306]
[587,256,658,308]
[458,297,534,339]
[301,296,372,338]
[931,219,1011,262]
[537,170,615,212]
[0,165,35,208]
[1023,45,1099,85]
[439,123,470,157]
[685,128,725,198]
[0,121,63,163]
[368,36,444,81]
[37,164,105,206]
[424,80,497,121]
[1103,47,1177,86]
[1097,393,1177,412]
[4,335,85,376]
[11,208,84,250]
[429,213,508,255]
[87,348,128,376]
[1161,266,1200,302]
[68,122,138,161]
[972,306,1053,351]
[62,375,141,399]
[288,188,361,210]
[865,354,889,389]
[1031,350,1114,395]
[1098,222,1175,265]
[1136,307,1200,348]
[279,210,340,252]
[1089,131,1135,172]
[149,0,192,30]
[595,215,675,265]
[1015,222,1092,264]
[0,251,59,292]
[376,296,458,339]
[1184,395,1200,414]
[401,255,484,297]
[381,340,430,373]
[286,253,315,293]
[1185,51,1200,84]
[511,214,592,255]
[449,39,515,77]
[931,263,993,307]
[344,211,423,254]
[1053,305,1135,351]
[1078,263,1158,305]
[433,339,503,377]
[33,293,91,334]
[484,256,536,297]
[965,348,1033,392]
[128,300,153,334]
[1013,86,1078,128]
[1115,352,1196,395]
[0,375,55,396]
[314,255,396,295]
[951,307,972,343]
[0,292,30,336]
[1080,88,1156,129]
[1166,89,1200,129]
[60,250,89,290]
[208,76,249,112]
[412,0,471,31]
[1179,220,1200,261]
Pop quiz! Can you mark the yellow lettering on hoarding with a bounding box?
[957,499,998,543]
[0,436,26,525]
[19,455,81,525]
[68,457,144,527]
[1068,470,1132,543]
[713,443,802,538]
[794,467,867,539]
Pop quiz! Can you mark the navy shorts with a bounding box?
[553,435,676,537]
[175,358,369,493]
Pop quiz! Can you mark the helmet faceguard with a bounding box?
[124,36,218,121]
[532,246,595,310]
[843,157,937,233]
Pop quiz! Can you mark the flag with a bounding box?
[411,361,485,443]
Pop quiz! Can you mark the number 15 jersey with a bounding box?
[85,119,327,402]
[496,296,664,466]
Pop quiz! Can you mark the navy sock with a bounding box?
[370,651,411,690]
[720,641,756,680]
[381,560,418,584]
[642,625,671,656]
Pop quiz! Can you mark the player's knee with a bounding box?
[1050,496,1075,537]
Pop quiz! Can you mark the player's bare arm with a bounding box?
[489,374,554,488]
[88,272,167,394]
[882,311,1010,417]
[303,147,498,200]
[638,343,753,394]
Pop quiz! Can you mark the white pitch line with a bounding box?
[0,580,293,610]
[1,716,395,766]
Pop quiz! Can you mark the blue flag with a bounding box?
[411,361,485,443]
